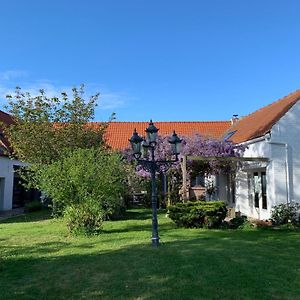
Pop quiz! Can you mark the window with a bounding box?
[223,131,237,141]
[254,172,260,208]
[252,171,267,209]
[261,172,267,209]
[230,174,236,204]
[191,175,205,187]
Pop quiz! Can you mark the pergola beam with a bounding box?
[186,156,269,162]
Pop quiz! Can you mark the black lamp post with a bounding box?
[129,120,182,247]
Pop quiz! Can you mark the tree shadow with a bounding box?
[1,232,300,300]
[102,221,176,234]
[0,208,156,224]
[123,209,155,221]
[0,209,52,224]
[1,241,70,256]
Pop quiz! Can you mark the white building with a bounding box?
[0,156,24,210]
[2,89,300,218]
[0,111,29,211]
[220,89,300,219]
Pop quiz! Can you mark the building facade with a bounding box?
[2,89,300,220]
[220,89,300,219]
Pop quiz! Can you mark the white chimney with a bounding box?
[231,114,239,124]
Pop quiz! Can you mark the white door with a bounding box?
[250,171,268,219]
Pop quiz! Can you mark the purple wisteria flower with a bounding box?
[123,133,244,178]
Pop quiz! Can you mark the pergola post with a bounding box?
[181,155,188,201]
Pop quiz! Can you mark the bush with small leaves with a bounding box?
[64,201,103,235]
[271,203,300,226]
[37,148,127,220]
[229,216,248,229]
[168,201,227,228]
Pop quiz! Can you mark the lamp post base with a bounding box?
[152,236,159,247]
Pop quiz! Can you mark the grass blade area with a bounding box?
[1,209,300,299]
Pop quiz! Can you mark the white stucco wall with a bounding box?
[235,100,300,219]
[0,156,25,211]
[235,140,271,219]
[269,101,300,205]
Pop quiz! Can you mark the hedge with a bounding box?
[168,201,227,228]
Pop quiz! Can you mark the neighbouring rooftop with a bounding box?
[104,121,232,149]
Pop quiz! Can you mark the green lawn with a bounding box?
[1,209,300,300]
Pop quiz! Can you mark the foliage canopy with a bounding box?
[36,148,127,217]
[4,85,108,164]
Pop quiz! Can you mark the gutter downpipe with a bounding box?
[265,136,290,205]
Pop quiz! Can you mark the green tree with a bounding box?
[3,86,128,234]
[3,85,108,164]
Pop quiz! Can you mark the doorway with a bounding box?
[249,170,267,218]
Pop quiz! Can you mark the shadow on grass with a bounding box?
[123,209,154,221]
[1,230,300,300]
[1,208,156,225]
[0,209,52,224]
[1,241,70,256]
[102,221,176,234]
[103,209,173,233]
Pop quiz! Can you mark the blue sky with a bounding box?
[0,0,300,122]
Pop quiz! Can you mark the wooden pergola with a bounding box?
[181,155,269,200]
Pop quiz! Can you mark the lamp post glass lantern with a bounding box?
[141,140,150,159]
[129,128,143,158]
[129,120,182,247]
[169,130,182,158]
[145,119,159,144]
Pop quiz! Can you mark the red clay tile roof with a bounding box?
[227,89,300,144]
[0,110,14,155]
[3,87,299,151]
[102,121,231,149]
[0,110,14,126]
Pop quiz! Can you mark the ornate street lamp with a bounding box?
[129,120,182,247]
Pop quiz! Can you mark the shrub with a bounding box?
[168,201,227,228]
[109,202,127,220]
[229,216,248,229]
[277,223,299,230]
[64,201,103,235]
[24,200,43,213]
[271,203,300,226]
[36,148,128,219]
